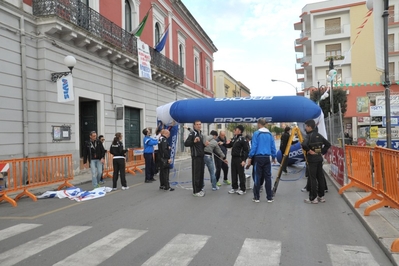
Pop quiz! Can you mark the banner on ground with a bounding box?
[37,187,112,202]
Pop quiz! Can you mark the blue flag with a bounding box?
[155,28,169,52]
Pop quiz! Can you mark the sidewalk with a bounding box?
[323,163,399,266]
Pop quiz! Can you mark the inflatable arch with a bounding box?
[156,96,327,167]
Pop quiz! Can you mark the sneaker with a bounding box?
[267,199,274,203]
[95,184,101,188]
[236,190,246,195]
[159,186,165,190]
[301,187,307,192]
[122,186,129,190]
[216,182,222,187]
[212,187,219,191]
[228,189,237,194]
[304,198,318,204]
[252,198,260,203]
[224,180,231,185]
[165,187,175,191]
[193,191,205,197]
[112,188,117,191]
[99,181,105,185]
[317,196,326,203]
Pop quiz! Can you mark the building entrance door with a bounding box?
[124,107,140,148]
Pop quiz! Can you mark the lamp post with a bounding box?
[271,79,298,95]
[383,0,392,148]
[51,55,77,82]
[316,81,327,106]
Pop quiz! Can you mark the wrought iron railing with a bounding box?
[32,0,184,81]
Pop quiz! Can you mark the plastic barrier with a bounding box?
[126,148,144,175]
[0,154,74,207]
[339,146,383,208]
[102,152,114,179]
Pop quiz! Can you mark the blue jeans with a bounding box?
[90,159,102,187]
[253,156,272,200]
[204,155,217,189]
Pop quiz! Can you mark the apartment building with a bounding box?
[294,0,399,142]
[0,0,217,166]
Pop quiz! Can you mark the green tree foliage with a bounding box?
[310,87,347,117]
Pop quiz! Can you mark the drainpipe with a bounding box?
[21,16,28,158]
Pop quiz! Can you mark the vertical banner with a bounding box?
[57,74,74,102]
[328,146,344,186]
[137,39,152,80]
[167,124,179,169]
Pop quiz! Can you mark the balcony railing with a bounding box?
[32,0,184,81]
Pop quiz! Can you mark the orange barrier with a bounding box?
[339,146,383,208]
[0,154,74,207]
[102,152,114,179]
[126,148,144,175]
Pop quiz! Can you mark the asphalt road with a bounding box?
[0,156,393,266]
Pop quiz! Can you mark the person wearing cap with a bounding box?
[226,125,249,195]
[204,130,228,191]
[301,119,331,204]
[184,120,207,197]
[142,128,159,183]
[246,119,277,203]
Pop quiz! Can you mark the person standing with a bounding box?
[83,131,105,188]
[109,132,128,190]
[205,130,228,191]
[142,128,158,183]
[158,129,174,191]
[279,126,291,174]
[98,135,106,184]
[246,119,277,203]
[301,119,331,204]
[184,120,206,197]
[226,125,249,195]
[215,130,230,186]
[153,128,162,175]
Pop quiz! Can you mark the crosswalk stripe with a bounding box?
[234,238,281,266]
[0,225,90,266]
[327,244,380,266]
[142,233,210,266]
[0,223,42,242]
[53,228,147,266]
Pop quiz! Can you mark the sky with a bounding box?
[182,0,323,96]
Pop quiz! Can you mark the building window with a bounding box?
[125,0,132,32]
[389,62,395,82]
[326,43,342,60]
[325,18,341,35]
[179,44,184,67]
[178,33,186,74]
[194,49,200,83]
[389,34,394,52]
[389,5,395,23]
[326,69,342,85]
[224,84,229,97]
[205,61,210,90]
[155,23,161,46]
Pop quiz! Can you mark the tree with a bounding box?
[310,87,347,117]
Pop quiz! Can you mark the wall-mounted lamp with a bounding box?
[51,55,77,82]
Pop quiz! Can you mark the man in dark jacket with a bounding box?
[214,130,230,186]
[158,129,174,191]
[184,120,206,197]
[301,120,331,204]
[226,125,249,195]
[83,131,105,188]
[279,126,291,174]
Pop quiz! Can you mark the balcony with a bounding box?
[294,21,302,31]
[312,24,351,41]
[295,44,303,53]
[32,0,184,83]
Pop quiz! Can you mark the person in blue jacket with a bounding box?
[143,128,159,183]
[246,118,277,203]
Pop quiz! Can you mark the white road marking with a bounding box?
[53,228,147,266]
[142,233,210,266]
[0,223,42,242]
[234,238,282,266]
[327,244,380,266]
[0,225,90,266]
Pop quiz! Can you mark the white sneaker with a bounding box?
[228,189,237,194]
[112,188,117,191]
[193,191,205,197]
[236,190,246,195]
[122,186,129,190]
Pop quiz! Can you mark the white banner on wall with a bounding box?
[137,39,152,80]
[370,95,399,116]
[57,74,74,103]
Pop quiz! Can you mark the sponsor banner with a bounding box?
[137,39,152,79]
[370,95,399,116]
[276,142,304,165]
[382,116,399,127]
[37,187,112,201]
[57,74,74,102]
[326,146,344,186]
[376,140,399,150]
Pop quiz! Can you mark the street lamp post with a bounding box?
[51,55,77,82]
[271,79,298,95]
[316,81,327,106]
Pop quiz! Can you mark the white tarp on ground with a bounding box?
[37,187,112,202]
